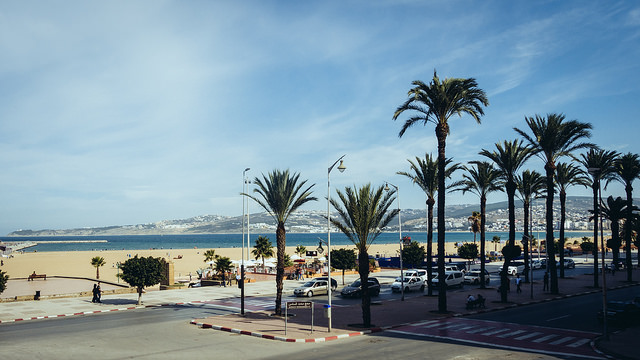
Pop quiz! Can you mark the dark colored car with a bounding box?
[597,300,640,325]
[314,277,338,291]
[340,277,380,298]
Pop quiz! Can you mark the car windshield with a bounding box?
[469,271,480,276]
[350,280,362,287]
[395,277,412,283]
[302,281,316,287]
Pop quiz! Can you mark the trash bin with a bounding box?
[35,291,41,300]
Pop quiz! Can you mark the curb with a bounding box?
[190,319,391,342]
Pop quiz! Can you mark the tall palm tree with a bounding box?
[397,153,460,296]
[468,211,481,244]
[612,152,640,281]
[578,148,618,288]
[479,139,532,301]
[554,163,589,278]
[244,169,316,315]
[330,184,398,327]
[515,113,593,295]
[516,170,545,283]
[295,245,307,258]
[456,161,501,289]
[203,249,218,266]
[252,235,274,271]
[492,235,501,252]
[91,256,106,279]
[393,71,488,312]
[599,196,627,268]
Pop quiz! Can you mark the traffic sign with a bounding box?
[286,301,312,309]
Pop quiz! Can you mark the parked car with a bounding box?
[294,279,328,297]
[340,277,381,297]
[557,259,575,269]
[463,269,490,285]
[531,259,546,270]
[597,300,640,325]
[430,271,464,288]
[313,277,338,291]
[403,269,428,283]
[507,262,525,275]
[391,276,425,293]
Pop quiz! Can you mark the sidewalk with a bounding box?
[1,267,638,359]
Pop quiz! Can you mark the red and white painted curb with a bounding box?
[190,319,389,343]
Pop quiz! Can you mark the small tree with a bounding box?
[0,269,8,294]
[295,245,307,257]
[330,248,357,285]
[457,243,479,271]
[120,255,165,305]
[284,254,293,267]
[468,211,481,244]
[214,256,233,277]
[402,241,426,269]
[252,235,274,271]
[91,256,106,279]
[580,239,594,261]
[492,235,501,252]
[203,249,218,266]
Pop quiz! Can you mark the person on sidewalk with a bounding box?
[96,282,102,303]
[515,274,522,293]
[91,284,98,303]
[543,272,549,292]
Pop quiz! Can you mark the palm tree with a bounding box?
[492,235,501,252]
[578,148,618,288]
[479,139,532,301]
[252,235,275,270]
[612,152,640,281]
[329,183,398,327]
[456,161,501,289]
[295,245,307,258]
[397,153,460,296]
[214,256,233,281]
[468,211,481,244]
[203,249,218,265]
[599,196,626,268]
[393,71,488,312]
[554,163,589,278]
[90,256,106,279]
[515,113,593,294]
[516,169,545,283]
[244,169,316,316]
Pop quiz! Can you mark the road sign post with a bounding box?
[285,301,314,335]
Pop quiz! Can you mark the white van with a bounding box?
[430,271,464,288]
[403,269,427,283]
[507,262,525,275]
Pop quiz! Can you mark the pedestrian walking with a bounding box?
[515,274,522,293]
[543,272,549,292]
[91,284,98,303]
[96,282,102,302]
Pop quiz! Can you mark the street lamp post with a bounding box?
[588,167,608,340]
[327,155,346,332]
[241,167,250,316]
[385,182,404,301]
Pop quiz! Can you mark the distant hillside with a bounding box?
[6,196,620,236]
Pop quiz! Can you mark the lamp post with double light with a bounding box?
[241,167,250,315]
[326,155,346,332]
[385,182,405,301]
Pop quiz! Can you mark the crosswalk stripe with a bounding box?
[566,338,591,347]
[466,327,494,334]
[482,328,511,336]
[497,329,526,338]
[439,324,466,330]
[532,334,557,343]
[549,336,575,345]
[515,331,543,340]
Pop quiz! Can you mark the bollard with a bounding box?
[35,290,41,300]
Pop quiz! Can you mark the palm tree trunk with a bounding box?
[480,196,487,289]
[625,184,634,282]
[592,183,599,288]
[546,165,558,294]
[359,249,371,327]
[274,222,286,315]
[559,191,566,278]
[523,199,530,283]
[427,198,435,296]
[499,180,517,302]
[436,123,447,313]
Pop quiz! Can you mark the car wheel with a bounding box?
[420,285,425,291]
[307,291,313,297]
[474,279,479,285]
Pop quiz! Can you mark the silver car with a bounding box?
[293,279,328,297]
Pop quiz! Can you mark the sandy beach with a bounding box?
[0,242,466,284]
[1,236,590,285]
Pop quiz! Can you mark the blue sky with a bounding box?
[1,1,639,235]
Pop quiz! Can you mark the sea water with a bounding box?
[0,231,596,252]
